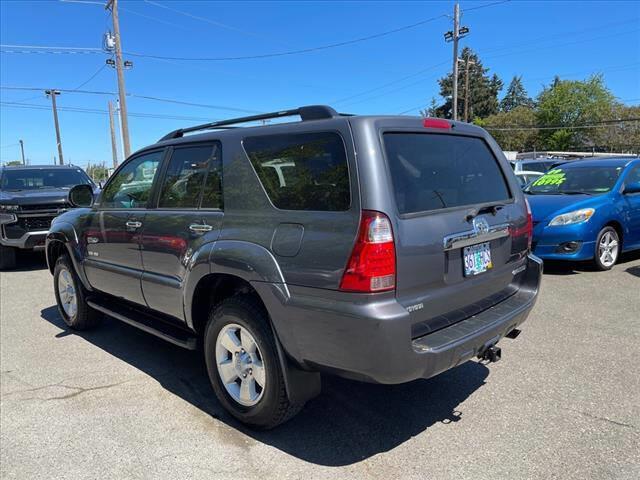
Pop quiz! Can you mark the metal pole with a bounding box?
[108,100,119,169]
[19,140,25,165]
[45,89,64,165]
[107,0,131,158]
[452,3,460,121]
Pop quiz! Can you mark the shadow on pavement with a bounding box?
[542,249,640,276]
[5,250,48,272]
[40,305,489,466]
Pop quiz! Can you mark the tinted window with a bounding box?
[244,132,350,211]
[625,165,640,184]
[158,145,220,209]
[526,166,623,195]
[200,145,223,209]
[101,151,162,208]
[383,133,511,214]
[0,168,91,190]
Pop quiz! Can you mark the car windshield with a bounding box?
[525,166,623,195]
[0,168,92,191]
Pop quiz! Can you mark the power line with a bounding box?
[143,0,291,46]
[0,101,216,121]
[484,118,640,131]
[72,63,109,90]
[0,85,262,114]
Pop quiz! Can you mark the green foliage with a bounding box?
[3,160,23,166]
[536,75,615,149]
[477,106,539,151]
[433,47,503,120]
[500,76,534,112]
[86,164,109,183]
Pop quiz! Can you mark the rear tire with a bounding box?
[0,245,17,270]
[204,296,302,429]
[593,227,620,271]
[53,255,100,330]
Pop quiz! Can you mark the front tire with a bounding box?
[0,245,17,270]
[53,255,100,329]
[204,296,302,429]
[594,227,620,271]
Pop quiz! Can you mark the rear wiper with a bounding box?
[464,204,505,222]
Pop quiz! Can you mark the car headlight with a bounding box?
[549,208,595,226]
[0,204,20,212]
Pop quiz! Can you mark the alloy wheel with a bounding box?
[215,323,266,407]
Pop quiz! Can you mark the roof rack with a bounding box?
[159,105,345,142]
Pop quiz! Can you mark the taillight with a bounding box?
[525,198,533,251]
[509,199,534,253]
[340,210,396,293]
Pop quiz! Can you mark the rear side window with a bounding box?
[158,144,221,209]
[383,133,511,215]
[243,132,350,211]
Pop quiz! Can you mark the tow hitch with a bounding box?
[480,345,502,363]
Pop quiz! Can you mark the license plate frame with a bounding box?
[463,242,493,277]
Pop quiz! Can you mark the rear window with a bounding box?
[243,132,350,211]
[383,133,511,215]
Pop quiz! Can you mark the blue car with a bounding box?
[525,157,640,270]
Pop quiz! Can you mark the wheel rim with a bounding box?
[215,323,266,407]
[57,268,78,319]
[598,231,619,267]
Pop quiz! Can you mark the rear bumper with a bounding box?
[256,254,543,384]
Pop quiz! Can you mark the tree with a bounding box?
[500,76,534,112]
[3,160,23,166]
[86,164,109,183]
[420,98,440,118]
[432,47,503,120]
[476,106,539,152]
[536,74,615,150]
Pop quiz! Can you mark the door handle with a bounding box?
[189,223,213,234]
[125,221,142,229]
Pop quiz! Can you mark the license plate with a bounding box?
[463,242,493,276]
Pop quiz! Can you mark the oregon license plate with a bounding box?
[463,242,493,276]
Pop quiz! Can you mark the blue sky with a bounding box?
[1,0,639,167]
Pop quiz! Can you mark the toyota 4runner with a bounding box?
[46,106,542,429]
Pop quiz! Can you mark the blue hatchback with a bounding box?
[525,157,640,270]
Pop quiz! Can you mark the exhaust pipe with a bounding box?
[480,345,501,363]
[505,328,521,339]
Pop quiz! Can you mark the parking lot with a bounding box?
[0,252,638,480]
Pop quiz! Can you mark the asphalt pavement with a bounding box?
[1,251,639,479]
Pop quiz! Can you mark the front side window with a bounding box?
[100,151,162,208]
[0,168,92,191]
[243,132,350,211]
[158,144,221,209]
[383,133,511,215]
[526,166,623,195]
[625,164,640,185]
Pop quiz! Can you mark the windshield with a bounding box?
[0,168,92,191]
[525,166,622,195]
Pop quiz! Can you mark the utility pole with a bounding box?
[19,140,25,165]
[45,89,64,165]
[444,3,469,121]
[106,0,131,158]
[108,100,119,169]
[462,57,477,123]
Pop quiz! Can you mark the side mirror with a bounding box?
[69,184,95,208]
[624,181,640,194]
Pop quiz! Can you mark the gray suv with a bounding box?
[46,106,542,429]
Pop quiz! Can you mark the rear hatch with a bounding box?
[381,129,530,337]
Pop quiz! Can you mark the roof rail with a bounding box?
[158,105,342,142]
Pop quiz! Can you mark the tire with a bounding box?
[204,296,302,429]
[0,245,17,270]
[593,226,620,271]
[53,255,100,330]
